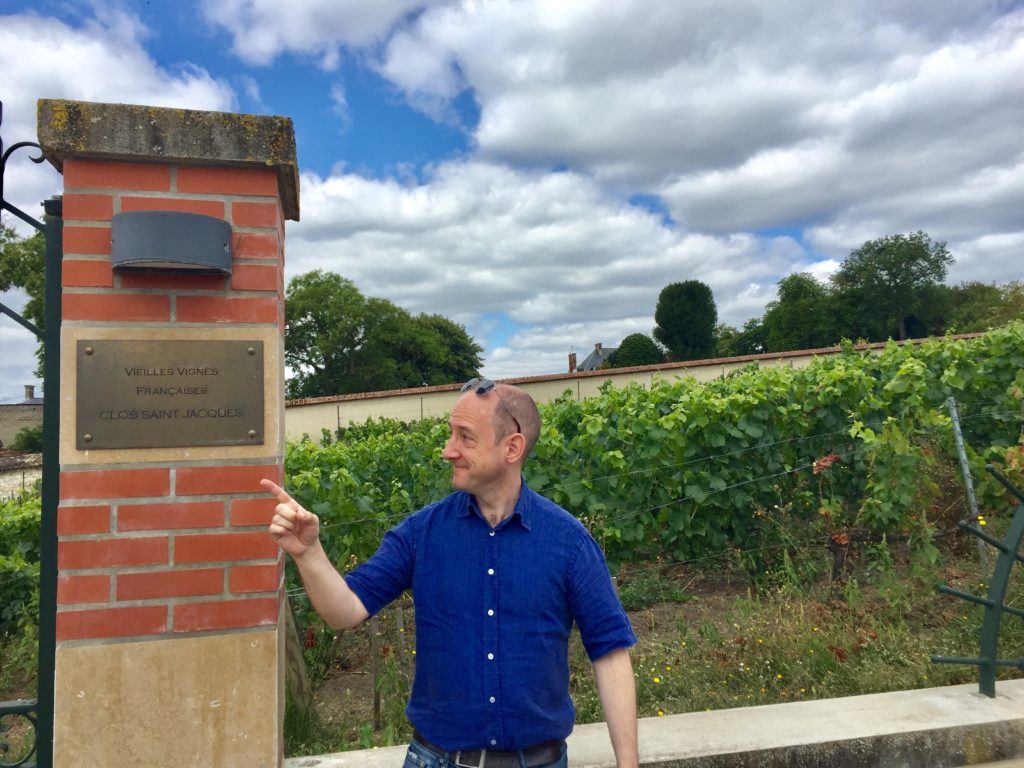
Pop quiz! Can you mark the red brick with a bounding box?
[57,505,110,535]
[118,501,224,532]
[121,196,225,218]
[229,563,281,594]
[175,531,278,564]
[173,598,278,632]
[178,166,277,197]
[230,264,279,292]
[230,497,277,526]
[57,605,166,640]
[63,293,170,322]
[58,575,110,605]
[60,468,169,500]
[117,568,223,600]
[176,465,280,496]
[119,271,226,291]
[59,537,168,570]
[64,159,170,192]
[234,232,279,260]
[63,193,113,221]
[64,226,111,255]
[62,259,113,288]
[232,201,279,228]
[176,296,277,323]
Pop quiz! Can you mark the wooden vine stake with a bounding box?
[284,604,313,710]
[370,614,381,731]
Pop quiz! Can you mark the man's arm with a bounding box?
[291,540,370,629]
[261,479,369,630]
[593,647,639,768]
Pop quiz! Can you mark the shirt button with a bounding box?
[490,740,497,746]
[487,652,494,660]
[487,568,494,575]
[487,609,494,616]
[489,696,496,703]
[489,531,495,537]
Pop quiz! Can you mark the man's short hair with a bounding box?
[493,384,541,459]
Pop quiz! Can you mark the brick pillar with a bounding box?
[38,100,298,768]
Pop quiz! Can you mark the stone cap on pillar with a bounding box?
[36,99,300,220]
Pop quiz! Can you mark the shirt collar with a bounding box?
[459,476,533,531]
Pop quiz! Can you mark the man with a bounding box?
[262,379,639,768]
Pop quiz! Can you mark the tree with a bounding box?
[986,281,1024,327]
[653,280,718,361]
[941,282,1005,332]
[761,273,838,352]
[416,314,487,384]
[715,318,766,357]
[831,231,953,341]
[609,333,663,368]
[0,224,46,374]
[12,425,43,453]
[284,270,482,398]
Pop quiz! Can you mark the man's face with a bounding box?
[441,391,512,493]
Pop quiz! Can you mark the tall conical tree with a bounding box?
[653,280,718,361]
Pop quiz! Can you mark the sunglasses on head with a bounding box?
[461,377,521,434]
[461,377,496,394]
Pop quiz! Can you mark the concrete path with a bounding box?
[287,679,1024,767]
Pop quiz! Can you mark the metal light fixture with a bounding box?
[111,210,232,274]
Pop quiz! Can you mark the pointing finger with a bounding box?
[260,478,294,506]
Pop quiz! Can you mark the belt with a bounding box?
[412,729,565,768]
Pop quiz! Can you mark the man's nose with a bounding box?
[441,437,458,460]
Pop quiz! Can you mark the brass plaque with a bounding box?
[76,340,264,450]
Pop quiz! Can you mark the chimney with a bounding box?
[24,385,34,401]
[568,352,577,373]
[595,342,603,354]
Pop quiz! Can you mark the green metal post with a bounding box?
[35,196,62,768]
[976,503,1024,697]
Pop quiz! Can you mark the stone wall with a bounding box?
[0,403,43,448]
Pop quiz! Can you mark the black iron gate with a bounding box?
[0,101,61,768]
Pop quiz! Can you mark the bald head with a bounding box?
[492,384,541,460]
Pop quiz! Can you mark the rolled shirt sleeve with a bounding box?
[343,514,417,617]
[567,529,637,662]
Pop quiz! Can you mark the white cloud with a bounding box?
[329,83,353,132]
[239,74,269,112]
[366,0,1024,324]
[0,10,235,232]
[201,0,453,67]
[288,161,815,376]
[0,289,41,405]
[0,9,236,398]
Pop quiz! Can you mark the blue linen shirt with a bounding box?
[343,481,636,751]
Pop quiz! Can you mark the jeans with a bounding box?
[404,737,568,768]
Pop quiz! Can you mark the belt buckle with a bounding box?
[454,749,486,768]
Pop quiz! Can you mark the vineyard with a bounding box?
[4,323,1024,753]
[285,323,1024,574]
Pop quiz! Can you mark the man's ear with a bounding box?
[505,433,526,464]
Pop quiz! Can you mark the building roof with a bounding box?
[0,397,42,406]
[577,345,618,371]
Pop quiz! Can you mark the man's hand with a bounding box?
[261,479,320,558]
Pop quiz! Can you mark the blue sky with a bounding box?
[1,1,1023,402]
